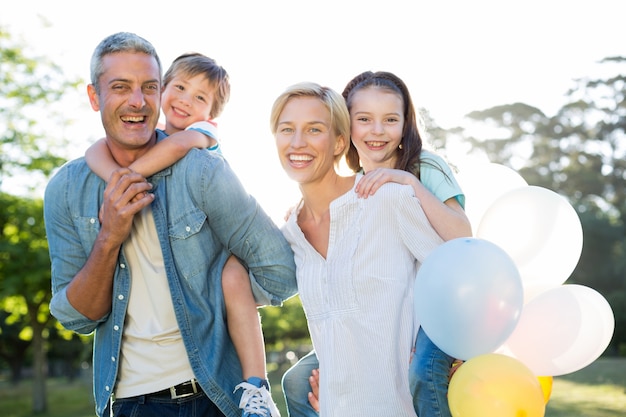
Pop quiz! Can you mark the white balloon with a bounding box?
[456,162,528,232]
[477,186,583,301]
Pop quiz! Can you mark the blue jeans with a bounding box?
[282,328,453,417]
[411,327,455,417]
[281,350,319,417]
[104,391,224,417]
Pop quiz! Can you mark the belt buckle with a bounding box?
[170,379,198,399]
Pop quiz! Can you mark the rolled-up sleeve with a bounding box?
[44,162,104,334]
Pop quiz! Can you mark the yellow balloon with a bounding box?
[537,376,553,404]
[448,353,545,417]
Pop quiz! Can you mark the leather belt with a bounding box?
[149,379,200,399]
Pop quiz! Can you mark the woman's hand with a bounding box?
[307,368,320,411]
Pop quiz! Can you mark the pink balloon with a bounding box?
[498,284,615,376]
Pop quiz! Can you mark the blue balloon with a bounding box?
[414,237,524,360]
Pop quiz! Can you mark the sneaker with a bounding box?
[234,377,281,417]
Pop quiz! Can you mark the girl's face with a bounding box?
[349,87,404,171]
[275,96,345,186]
[161,73,215,135]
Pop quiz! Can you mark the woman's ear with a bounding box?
[334,134,347,157]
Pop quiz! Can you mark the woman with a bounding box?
[281,72,472,417]
[272,82,446,416]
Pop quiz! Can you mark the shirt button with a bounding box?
[105,386,111,392]
[90,218,96,224]
[117,295,124,300]
[120,263,126,269]
[186,226,191,232]
[111,357,116,362]
[113,325,119,331]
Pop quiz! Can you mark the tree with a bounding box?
[0,26,82,413]
[0,192,53,412]
[0,27,80,195]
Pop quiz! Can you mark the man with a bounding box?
[44,32,297,417]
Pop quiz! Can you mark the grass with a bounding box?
[544,357,626,417]
[1,357,624,416]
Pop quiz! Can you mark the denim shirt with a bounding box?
[44,132,297,417]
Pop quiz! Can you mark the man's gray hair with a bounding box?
[90,32,161,93]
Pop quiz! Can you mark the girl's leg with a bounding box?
[281,350,319,417]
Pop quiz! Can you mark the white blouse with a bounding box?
[282,175,444,417]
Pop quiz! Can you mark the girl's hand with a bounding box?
[449,359,464,380]
[355,168,416,198]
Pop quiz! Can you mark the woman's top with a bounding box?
[282,175,444,417]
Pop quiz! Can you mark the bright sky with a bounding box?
[2,0,624,224]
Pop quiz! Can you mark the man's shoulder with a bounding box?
[46,157,99,199]
[48,157,88,183]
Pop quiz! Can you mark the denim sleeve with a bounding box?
[44,163,105,334]
[189,151,297,306]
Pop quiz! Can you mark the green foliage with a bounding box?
[0,193,50,301]
[0,192,53,382]
[260,295,311,350]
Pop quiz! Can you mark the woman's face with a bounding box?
[349,87,404,171]
[275,96,345,186]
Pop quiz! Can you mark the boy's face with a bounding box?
[161,73,215,134]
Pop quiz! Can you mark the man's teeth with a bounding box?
[122,116,145,122]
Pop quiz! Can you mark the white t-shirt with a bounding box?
[115,207,194,398]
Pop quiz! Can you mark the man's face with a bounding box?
[88,51,161,155]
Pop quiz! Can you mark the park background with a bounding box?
[1,1,625,416]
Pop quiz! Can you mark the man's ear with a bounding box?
[87,84,100,111]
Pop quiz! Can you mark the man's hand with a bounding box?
[100,168,154,244]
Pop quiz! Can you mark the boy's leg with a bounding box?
[281,350,319,417]
[222,256,279,417]
[410,327,455,417]
[223,256,267,380]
